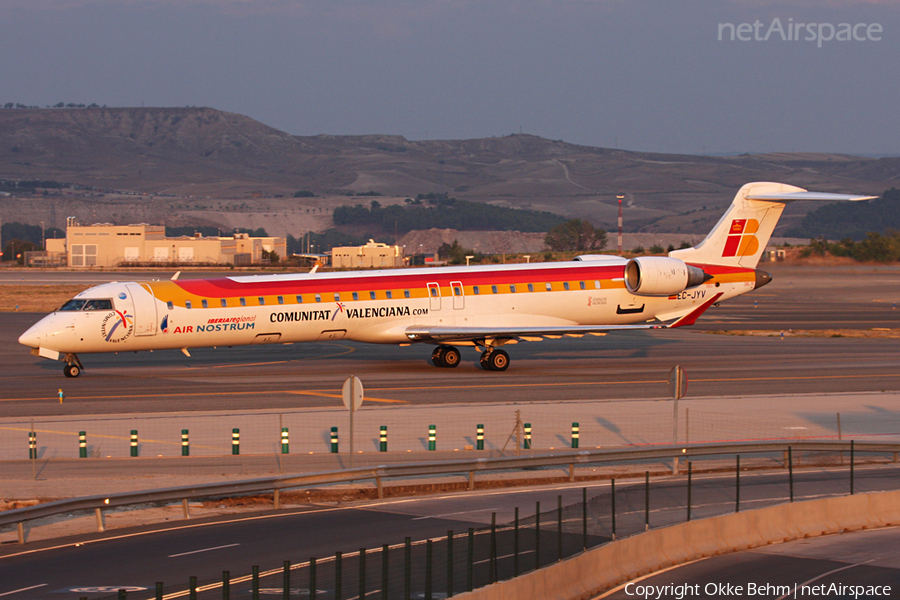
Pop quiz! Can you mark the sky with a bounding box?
[1,0,897,156]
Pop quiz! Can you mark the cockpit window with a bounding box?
[59,299,86,311]
[83,299,113,310]
[59,299,113,311]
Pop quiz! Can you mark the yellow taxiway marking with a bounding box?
[288,391,407,404]
[175,344,357,371]
[2,372,899,404]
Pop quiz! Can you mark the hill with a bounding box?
[0,107,897,237]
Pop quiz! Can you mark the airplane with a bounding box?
[19,182,874,377]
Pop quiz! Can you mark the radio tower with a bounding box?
[616,195,625,254]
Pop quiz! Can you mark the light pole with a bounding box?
[465,255,474,266]
[40,221,45,250]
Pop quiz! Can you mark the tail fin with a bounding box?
[669,182,875,268]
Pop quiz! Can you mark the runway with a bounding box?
[1,264,899,418]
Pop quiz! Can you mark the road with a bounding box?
[2,464,898,600]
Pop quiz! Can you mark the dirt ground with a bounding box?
[0,285,84,312]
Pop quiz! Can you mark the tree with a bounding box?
[543,219,607,252]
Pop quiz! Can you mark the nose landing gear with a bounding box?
[63,353,84,378]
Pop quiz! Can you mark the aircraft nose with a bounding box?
[19,323,43,348]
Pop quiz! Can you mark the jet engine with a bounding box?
[624,257,710,296]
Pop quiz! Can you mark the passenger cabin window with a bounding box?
[594,280,601,289]
[580,281,586,290]
[167,301,175,310]
[473,286,480,295]
[370,291,377,300]
[528,283,534,292]
[563,282,570,291]
[430,288,438,297]
[201,299,209,308]
[404,290,410,298]
[258,297,265,305]
[491,285,498,294]
[220,299,227,307]
[509,285,516,293]
[352,292,359,301]
[334,293,341,301]
[240,298,247,307]
[315,294,322,303]
[185,300,192,309]
[296,295,303,304]
[278,296,284,305]
[545,283,552,291]
[453,286,462,296]
[386,291,393,299]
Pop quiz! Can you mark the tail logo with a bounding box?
[722,219,760,258]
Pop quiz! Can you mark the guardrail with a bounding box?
[2,440,898,544]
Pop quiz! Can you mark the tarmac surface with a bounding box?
[2,264,899,418]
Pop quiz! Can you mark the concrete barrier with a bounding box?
[456,490,900,600]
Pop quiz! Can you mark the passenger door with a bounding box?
[125,284,158,336]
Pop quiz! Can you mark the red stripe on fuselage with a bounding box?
[171,264,625,298]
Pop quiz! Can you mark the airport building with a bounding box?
[331,239,405,268]
[52,219,286,267]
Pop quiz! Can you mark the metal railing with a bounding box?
[2,440,898,544]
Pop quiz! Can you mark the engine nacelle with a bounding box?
[624,257,709,296]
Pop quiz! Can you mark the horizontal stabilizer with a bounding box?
[746,191,877,203]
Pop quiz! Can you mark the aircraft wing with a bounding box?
[405,323,667,343]
[405,292,723,343]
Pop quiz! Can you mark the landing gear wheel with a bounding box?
[440,346,461,368]
[431,346,446,367]
[64,364,81,378]
[431,345,461,368]
[481,349,510,371]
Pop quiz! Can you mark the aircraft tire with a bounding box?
[64,364,81,378]
[431,346,446,367]
[481,349,510,371]
[440,346,461,368]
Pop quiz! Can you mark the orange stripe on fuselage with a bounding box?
[148,264,627,308]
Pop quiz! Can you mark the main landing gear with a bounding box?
[63,353,84,378]
[431,345,462,368]
[479,348,509,372]
[429,345,510,371]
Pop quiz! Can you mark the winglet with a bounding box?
[171,271,181,281]
[669,292,723,328]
